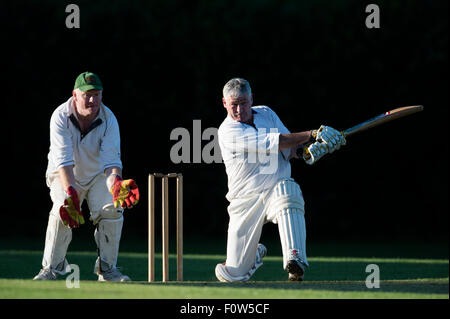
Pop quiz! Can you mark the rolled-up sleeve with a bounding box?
[49,111,75,170]
[100,114,122,171]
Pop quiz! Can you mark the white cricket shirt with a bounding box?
[218,105,292,201]
[46,97,122,186]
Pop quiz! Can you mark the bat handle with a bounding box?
[297,130,346,160]
[297,141,315,160]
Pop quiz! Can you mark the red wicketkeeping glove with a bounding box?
[109,175,140,208]
[59,186,84,228]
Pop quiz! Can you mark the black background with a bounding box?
[1,0,447,249]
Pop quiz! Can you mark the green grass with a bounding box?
[0,278,447,299]
[0,245,448,299]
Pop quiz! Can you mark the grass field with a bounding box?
[0,238,448,299]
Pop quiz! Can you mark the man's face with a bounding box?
[223,94,253,123]
[73,89,102,117]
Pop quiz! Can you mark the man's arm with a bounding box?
[58,165,77,192]
[58,165,84,228]
[105,166,123,192]
[105,166,122,178]
[105,166,139,208]
[279,131,314,151]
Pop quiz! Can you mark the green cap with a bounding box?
[74,72,103,92]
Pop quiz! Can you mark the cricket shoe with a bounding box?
[95,259,131,282]
[98,267,131,282]
[33,260,68,280]
[286,260,305,281]
[286,249,307,282]
[33,268,58,280]
[256,243,267,264]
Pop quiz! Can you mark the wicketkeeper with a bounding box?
[215,78,346,282]
[33,72,139,282]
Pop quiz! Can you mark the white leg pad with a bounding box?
[42,214,72,274]
[265,179,305,222]
[277,208,309,269]
[94,216,123,274]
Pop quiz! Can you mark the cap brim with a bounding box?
[78,84,103,92]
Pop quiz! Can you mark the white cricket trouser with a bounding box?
[41,172,124,274]
[222,178,307,281]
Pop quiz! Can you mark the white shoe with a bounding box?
[256,244,267,264]
[98,267,131,282]
[33,268,58,280]
[95,258,131,282]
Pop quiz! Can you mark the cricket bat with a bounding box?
[302,105,424,160]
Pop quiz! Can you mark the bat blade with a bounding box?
[300,105,424,161]
[342,105,424,137]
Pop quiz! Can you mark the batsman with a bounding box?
[33,72,139,282]
[216,78,346,282]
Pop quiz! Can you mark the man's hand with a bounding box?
[315,125,346,153]
[303,141,329,165]
[109,175,140,208]
[59,186,84,228]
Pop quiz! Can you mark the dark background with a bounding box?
[1,1,447,252]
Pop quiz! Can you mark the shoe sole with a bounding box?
[286,260,304,281]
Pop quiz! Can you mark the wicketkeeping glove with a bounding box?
[315,125,346,153]
[59,186,84,228]
[303,141,329,165]
[109,175,140,208]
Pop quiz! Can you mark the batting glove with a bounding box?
[316,125,346,153]
[303,141,329,165]
[109,175,140,208]
[59,186,84,228]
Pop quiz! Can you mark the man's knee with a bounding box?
[215,263,249,282]
[215,261,263,282]
[94,215,124,271]
[267,180,305,222]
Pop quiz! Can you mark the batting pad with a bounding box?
[94,216,123,274]
[277,208,309,270]
[42,214,72,274]
[265,178,305,223]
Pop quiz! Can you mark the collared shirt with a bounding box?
[46,97,122,186]
[218,105,292,201]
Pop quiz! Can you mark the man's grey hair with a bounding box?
[223,78,252,98]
